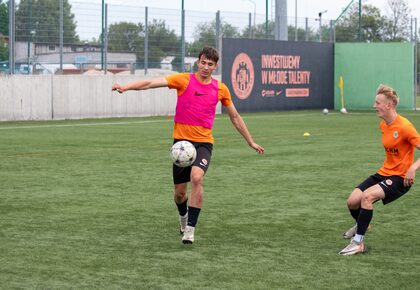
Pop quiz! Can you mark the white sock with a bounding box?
[353,234,364,243]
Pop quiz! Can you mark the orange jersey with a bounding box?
[377,115,420,177]
[165,73,233,144]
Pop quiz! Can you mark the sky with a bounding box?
[89,0,420,21]
[70,0,420,41]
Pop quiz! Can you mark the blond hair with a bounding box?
[376,84,399,106]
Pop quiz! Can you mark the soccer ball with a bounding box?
[322,108,329,114]
[170,141,197,167]
[340,108,348,114]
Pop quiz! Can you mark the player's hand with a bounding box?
[250,142,264,154]
[112,84,125,93]
[404,167,416,187]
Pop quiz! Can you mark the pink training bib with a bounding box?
[174,74,219,129]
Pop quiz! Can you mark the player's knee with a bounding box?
[346,196,359,208]
[174,184,187,198]
[190,174,203,187]
[175,190,186,199]
[346,189,362,208]
[361,192,375,205]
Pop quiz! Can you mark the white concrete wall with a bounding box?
[0,75,53,120]
[0,75,184,121]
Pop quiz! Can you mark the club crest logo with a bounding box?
[231,53,254,100]
[385,179,393,186]
[393,131,399,139]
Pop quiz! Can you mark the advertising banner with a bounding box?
[222,38,334,112]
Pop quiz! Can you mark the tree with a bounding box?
[287,25,319,42]
[147,19,179,67]
[241,21,275,39]
[383,0,411,41]
[0,38,7,61]
[15,0,79,44]
[187,20,239,57]
[0,0,8,61]
[108,22,144,54]
[107,19,179,68]
[334,3,386,42]
[0,0,8,36]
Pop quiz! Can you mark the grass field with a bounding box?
[1,111,420,289]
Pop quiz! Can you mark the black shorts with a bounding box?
[172,139,213,185]
[356,173,411,205]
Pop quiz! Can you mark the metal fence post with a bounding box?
[216,10,221,75]
[8,0,15,74]
[26,0,32,74]
[59,0,63,73]
[101,0,104,70]
[144,6,148,75]
[104,4,108,74]
[216,10,220,48]
[414,18,418,109]
[248,12,252,38]
[329,20,334,42]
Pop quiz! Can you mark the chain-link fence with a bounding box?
[1,0,418,75]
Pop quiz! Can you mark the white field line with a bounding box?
[0,111,381,130]
[0,119,173,130]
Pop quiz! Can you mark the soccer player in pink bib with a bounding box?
[112,47,264,244]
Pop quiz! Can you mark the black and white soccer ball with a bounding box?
[170,141,197,167]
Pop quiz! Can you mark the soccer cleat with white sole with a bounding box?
[343,224,357,239]
[179,213,188,234]
[182,225,195,244]
[339,239,365,256]
[343,224,371,239]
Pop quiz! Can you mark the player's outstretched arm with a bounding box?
[225,105,264,154]
[112,78,168,93]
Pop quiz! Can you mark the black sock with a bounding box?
[187,206,201,227]
[176,199,188,217]
[357,208,373,235]
[349,208,360,221]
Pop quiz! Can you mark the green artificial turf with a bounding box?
[1,111,420,289]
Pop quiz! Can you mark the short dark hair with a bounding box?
[198,46,219,63]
